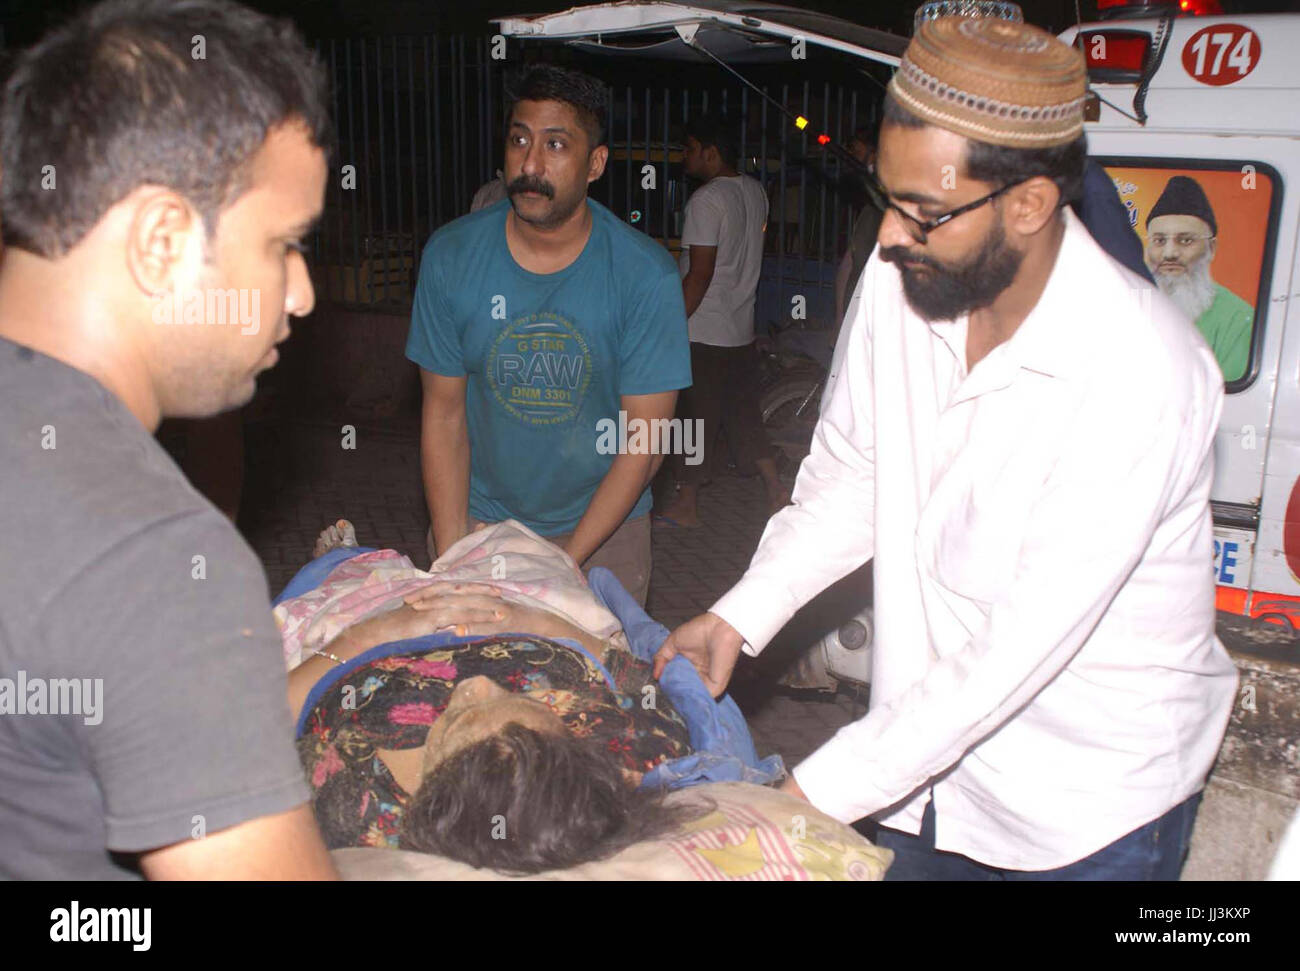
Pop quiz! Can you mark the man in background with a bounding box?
[657,115,784,527]
[470,169,507,212]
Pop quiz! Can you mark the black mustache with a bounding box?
[880,245,939,270]
[507,176,555,199]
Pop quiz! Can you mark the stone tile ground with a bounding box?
[238,413,860,767]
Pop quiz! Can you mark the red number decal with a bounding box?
[1182,25,1260,86]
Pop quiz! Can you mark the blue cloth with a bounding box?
[1074,160,1155,284]
[876,790,1202,880]
[405,197,692,537]
[586,567,785,790]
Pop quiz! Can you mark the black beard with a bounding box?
[881,220,1024,322]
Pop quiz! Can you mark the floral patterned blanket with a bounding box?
[298,634,692,849]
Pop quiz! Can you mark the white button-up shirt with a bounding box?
[712,209,1239,870]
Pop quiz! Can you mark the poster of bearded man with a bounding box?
[1106,166,1272,385]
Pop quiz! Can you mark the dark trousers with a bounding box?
[876,791,1203,881]
[675,341,773,486]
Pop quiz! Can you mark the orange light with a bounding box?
[817,133,831,145]
[795,116,809,130]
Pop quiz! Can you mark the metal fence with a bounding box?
[307,34,882,329]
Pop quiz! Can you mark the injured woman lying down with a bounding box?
[276,520,783,876]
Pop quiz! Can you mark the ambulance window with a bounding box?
[1097,159,1280,393]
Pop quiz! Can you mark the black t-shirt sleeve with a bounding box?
[43,509,310,853]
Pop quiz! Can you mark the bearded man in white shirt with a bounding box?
[654,17,1238,880]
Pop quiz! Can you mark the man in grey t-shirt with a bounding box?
[0,0,336,879]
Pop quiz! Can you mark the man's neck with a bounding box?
[0,251,161,430]
[966,214,1066,372]
[505,197,593,275]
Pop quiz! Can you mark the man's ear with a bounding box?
[123,188,203,298]
[1009,175,1062,237]
[587,144,609,185]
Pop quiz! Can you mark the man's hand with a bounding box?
[681,244,717,318]
[564,390,677,565]
[403,581,504,613]
[653,611,745,698]
[419,369,471,560]
[403,583,603,653]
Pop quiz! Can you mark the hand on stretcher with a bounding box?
[403,582,606,656]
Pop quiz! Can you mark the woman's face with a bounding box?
[421,676,565,774]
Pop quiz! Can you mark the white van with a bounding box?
[1060,10,1300,629]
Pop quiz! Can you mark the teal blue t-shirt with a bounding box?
[406,198,692,536]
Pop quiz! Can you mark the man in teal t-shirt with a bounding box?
[406,66,690,603]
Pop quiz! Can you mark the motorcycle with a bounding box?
[757,324,834,472]
[756,323,876,695]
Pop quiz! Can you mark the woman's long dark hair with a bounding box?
[400,722,707,875]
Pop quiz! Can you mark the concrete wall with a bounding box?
[1183,615,1300,880]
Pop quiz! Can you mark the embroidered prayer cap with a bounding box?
[888,16,1088,149]
[1146,175,1217,236]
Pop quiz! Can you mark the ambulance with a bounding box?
[496,1,1300,631]
[1061,7,1300,629]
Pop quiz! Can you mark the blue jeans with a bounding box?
[877,791,1202,881]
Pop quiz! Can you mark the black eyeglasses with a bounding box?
[863,170,1027,245]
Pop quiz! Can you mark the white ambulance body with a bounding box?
[1060,12,1300,627]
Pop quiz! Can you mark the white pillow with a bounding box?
[333,781,892,881]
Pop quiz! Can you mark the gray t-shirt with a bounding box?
[0,337,309,879]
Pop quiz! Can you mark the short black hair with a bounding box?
[400,722,706,875]
[0,0,332,257]
[882,90,1086,208]
[684,113,739,169]
[507,64,607,149]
